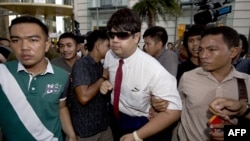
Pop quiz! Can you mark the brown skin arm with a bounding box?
[209,97,250,120]
[150,95,169,112]
[59,100,77,141]
[120,109,181,140]
[75,78,105,105]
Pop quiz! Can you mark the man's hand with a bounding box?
[148,107,158,120]
[150,95,169,112]
[120,133,135,141]
[209,97,246,118]
[100,80,113,95]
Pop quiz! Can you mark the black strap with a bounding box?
[237,78,249,125]
[237,78,248,103]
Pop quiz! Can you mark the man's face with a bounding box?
[109,28,140,58]
[143,36,161,57]
[10,23,50,68]
[167,43,174,50]
[58,38,78,61]
[199,34,237,72]
[187,35,201,58]
[97,39,110,59]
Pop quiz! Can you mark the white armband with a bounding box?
[132,131,143,141]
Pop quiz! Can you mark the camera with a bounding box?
[193,0,233,25]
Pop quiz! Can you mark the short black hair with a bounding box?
[0,46,11,59]
[239,34,249,57]
[86,30,109,52]
[107,8,141,33]
[9,16,49,38]
[143,26,168,46]
[183,24,207,49]
[183,24,207,58]
[58,32,79,45]
[201,26,239,49]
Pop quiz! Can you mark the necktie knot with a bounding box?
[119,59,124,65]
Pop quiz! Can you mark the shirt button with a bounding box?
[31,87,35,90]
[34,78,36,80]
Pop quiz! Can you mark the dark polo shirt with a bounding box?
[69,54,110,137]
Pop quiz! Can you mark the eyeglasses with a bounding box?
[107,31,133,40]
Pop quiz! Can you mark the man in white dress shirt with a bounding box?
[100,8,182,141]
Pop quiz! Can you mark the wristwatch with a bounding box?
[241,104,250,117]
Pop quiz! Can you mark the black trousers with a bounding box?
[110,111,173,141]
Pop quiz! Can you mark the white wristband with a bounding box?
[132,131,143,141]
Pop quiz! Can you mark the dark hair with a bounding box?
[201,26,239,49]
[183,24,207,49]
[0,37,10,42]
[86,30,109,52]
[0,46,11,59]
[183,24,207,58]
[9,16,49,38]
[107,8,141,33]
[58,32,79,45]
[143,26,168,46]
[167,42,173,46]
[239,34,249,57]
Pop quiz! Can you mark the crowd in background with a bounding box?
[0,7,250,141]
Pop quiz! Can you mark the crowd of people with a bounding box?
[0,7,250,141]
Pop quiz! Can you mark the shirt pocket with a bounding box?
[122,82,150,113]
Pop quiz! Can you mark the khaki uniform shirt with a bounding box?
[178,67,250,141]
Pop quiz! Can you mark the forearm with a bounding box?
[59,105,76,139]
[75,78,104,105]
[137,110,180,139]
[84,78,104,99]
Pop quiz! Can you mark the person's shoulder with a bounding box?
[178,60,196,70]
[235,69,250,78]
[165,49,178,56]
[180,67,205,84]
[51,63,68,76]
[51,57,64,64]
[182,67,202,76]
[137,49,160,65]
[4,60,18,68]
[74,56,89,65]
[72,56,90,69]
[243,58,250,65]
[137,50,170,73]
[160,49,178,61]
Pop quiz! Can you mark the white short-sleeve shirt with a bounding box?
[104,48,182,117]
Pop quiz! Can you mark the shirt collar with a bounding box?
[17,58,54,75]
[196,66,246,82]
[114,47,141,64]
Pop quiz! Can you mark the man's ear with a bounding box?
[95,40,101,50]
[45,38,51,52]
[77,43,81,51]
[134,32,141,44]
[156,41,163,49]
[230,47,241,59]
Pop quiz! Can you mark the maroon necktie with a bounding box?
[113,59,124,118]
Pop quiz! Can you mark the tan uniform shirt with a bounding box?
[178,67,250,141]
